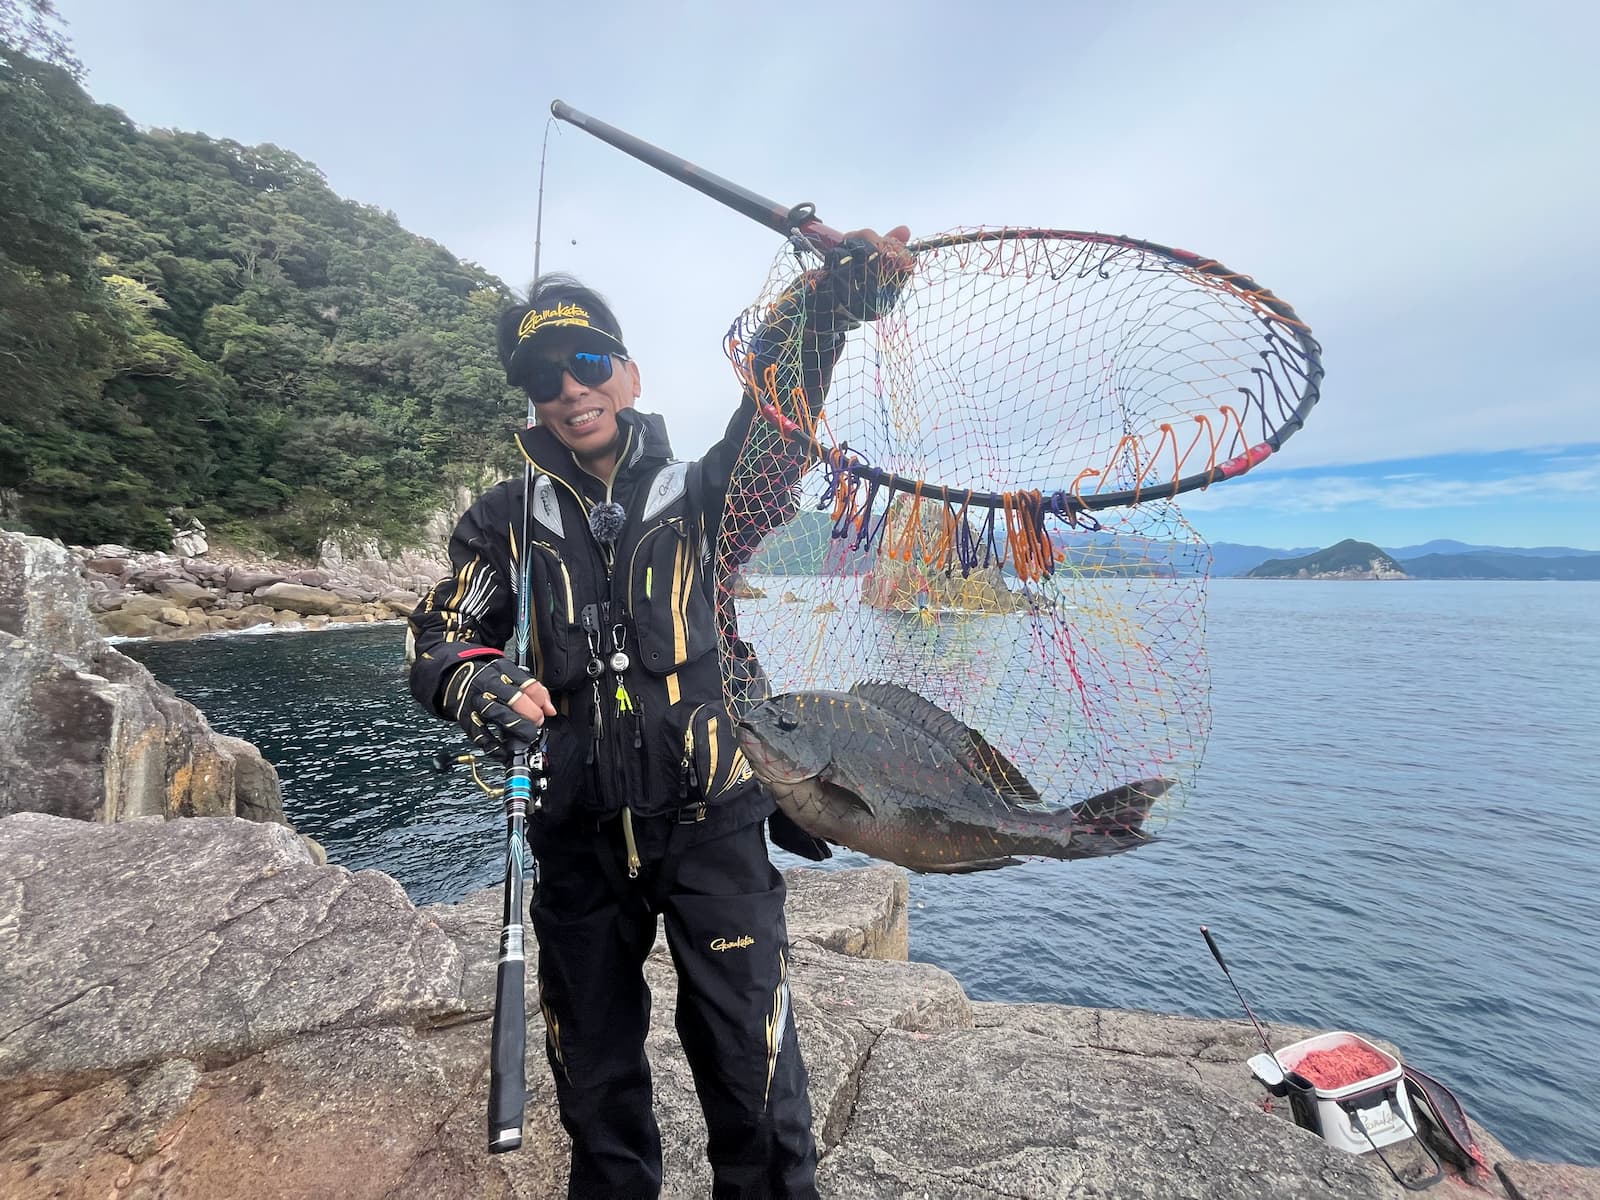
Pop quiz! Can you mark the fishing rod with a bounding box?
[487,734,543,1152]
[1201,925,1324,1135]
[433,736,547,1153]
[549,100,846,255]
[1201,926,1280,1064]
[474,127,566,1153]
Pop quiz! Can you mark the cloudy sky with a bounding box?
[57,0,1598,550]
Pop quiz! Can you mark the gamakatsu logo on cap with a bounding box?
[518,302,594,340]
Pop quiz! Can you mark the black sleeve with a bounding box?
[407,489,517,718]
[696,271,851,567]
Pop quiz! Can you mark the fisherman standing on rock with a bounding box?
[408,227,911,1199]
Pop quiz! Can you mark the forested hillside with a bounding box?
[0,44,521,554]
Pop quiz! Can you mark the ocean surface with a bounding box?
[125,580,1600,1166]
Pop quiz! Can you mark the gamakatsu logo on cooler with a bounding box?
[710,935,755,952]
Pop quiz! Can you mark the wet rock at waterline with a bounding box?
[0,532,284,824]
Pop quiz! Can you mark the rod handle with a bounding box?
[1201,925,1227,972]
[486,954,526,1153]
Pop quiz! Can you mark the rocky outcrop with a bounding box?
[0,533,284,824]
[317,538,452,596]
[70,540,439,641]
[2,813,1579,1200]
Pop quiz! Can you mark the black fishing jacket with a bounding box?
[411,272,856,849]
[410,378,851,861]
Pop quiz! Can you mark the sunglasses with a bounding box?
[525,351,622,404]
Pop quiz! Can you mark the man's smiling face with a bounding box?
[534,337,641,473]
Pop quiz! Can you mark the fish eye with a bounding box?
[777,714,799,732]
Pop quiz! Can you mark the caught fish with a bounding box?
[735,682,1172,873]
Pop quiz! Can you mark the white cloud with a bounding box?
[1181,451,1600,515]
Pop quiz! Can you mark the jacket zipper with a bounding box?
[599,429,642,878]
[679,704,705,799]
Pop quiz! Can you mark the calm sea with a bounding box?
[126,580,1600,1166]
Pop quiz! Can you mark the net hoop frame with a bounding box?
[745,227,1324,517]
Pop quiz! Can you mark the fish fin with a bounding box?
[817,774,877,819]
[848,681,1043,808]
[917,857,1023,874]
[963,729,1045,808]
[1069,777,1174,833]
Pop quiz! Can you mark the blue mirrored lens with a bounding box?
[569,352,614,387]
[529,352,616,403]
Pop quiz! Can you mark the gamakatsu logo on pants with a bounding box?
[710,935,755,952]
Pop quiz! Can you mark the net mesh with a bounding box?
[713,228,1318,844]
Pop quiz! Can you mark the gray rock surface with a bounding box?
[64,544,418,641]
[381,588,423,616]
[0,814,460,1079]
[154,578,217,608]
[784,862,909,960]
[1496,1159,1600,1200]
[819,1025,1387,1199]
[0,533,284,824]
[251,581,350,616]
[225,567,285,591]
[0,812,1555,1199]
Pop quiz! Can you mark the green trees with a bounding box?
[0,41,523,554]
[0,47,121,517]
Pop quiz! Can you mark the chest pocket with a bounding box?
[523,538,587,691]
[629,516,716,673]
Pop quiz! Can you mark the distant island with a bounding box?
[1246,540,1405,580]
[747,513,1600,583]
[1241,538,1600,581]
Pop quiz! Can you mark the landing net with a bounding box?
[715,228,1321,836]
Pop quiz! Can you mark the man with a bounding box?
[408,226,910,1198]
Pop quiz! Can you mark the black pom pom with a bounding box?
[588,501,627,544]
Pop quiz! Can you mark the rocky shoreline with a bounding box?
[1,534,286,827]
[2,528,1595,1198]
[75,540,445,641]
[4,815,1594,1199]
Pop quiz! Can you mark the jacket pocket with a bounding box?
[525,540,587,691]
[658,699,759,818]
[628,519,716,675]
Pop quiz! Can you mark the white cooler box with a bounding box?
[1248,1030,1416,1154]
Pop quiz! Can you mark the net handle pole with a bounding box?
[550,101,846,253]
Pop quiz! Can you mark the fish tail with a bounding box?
[1053,777,1174,857]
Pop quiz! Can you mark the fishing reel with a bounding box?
[432,733,551,808]
[431,748,504,797]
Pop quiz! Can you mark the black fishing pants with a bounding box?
[529,816,818,1199]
